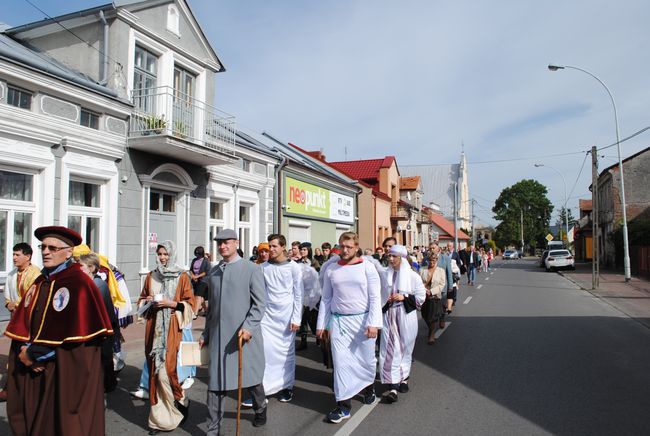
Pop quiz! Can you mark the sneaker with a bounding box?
[181,377,195,390]
[327,406,351,423]
[130,388,149,400]
[384,389,398,403]
[398,382,409,393]
[0,390,7,403]
[253,407,267,427]
[362,390,378,405]
[278,388,294,403]
[241,398,253,408]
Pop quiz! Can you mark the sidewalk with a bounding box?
[559,262,650,329]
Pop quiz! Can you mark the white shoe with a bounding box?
[130,388,149,400]
[181,377,195,390]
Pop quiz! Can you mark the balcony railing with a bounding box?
[129,86,235,156]
[391,203,409,220]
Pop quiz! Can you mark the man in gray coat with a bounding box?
[200,229,267,435]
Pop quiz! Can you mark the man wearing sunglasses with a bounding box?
[4,226,114,436]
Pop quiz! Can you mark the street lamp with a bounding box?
[547,63,631,281]
[534,163,569,245]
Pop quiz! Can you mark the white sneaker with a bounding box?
[181,377,195,390]
[130,388,149,400]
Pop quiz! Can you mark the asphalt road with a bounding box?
[2,259,650,435]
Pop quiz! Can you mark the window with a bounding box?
[210,200,223,220]
[167,4,180,35]
[150,191,175,213]
[172,66,195,138]
[69,181,100,207]
[239,204,250,223]
[0,170,33,201]
[68,179,103,251]
[7,86,32,109]
[133,46,158,112]
[80,109,100,129]
[1,169,35,272]
[241,159,250,172]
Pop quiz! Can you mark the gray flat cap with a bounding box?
[214,228,238,241]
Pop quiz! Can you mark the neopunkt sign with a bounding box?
[285,176,354,223]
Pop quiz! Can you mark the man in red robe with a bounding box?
[4,226,114,436]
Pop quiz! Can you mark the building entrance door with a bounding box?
[148,190,177,268]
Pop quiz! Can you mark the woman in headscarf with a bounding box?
[420,252,447,345]
[138,241,195,435]
[380,244,426,404]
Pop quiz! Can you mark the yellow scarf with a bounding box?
[73,244,126,308]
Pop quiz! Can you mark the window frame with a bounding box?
[67,177,104,252]
[80,108,100,130]
[7,85,32,110]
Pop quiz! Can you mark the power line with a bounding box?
[597,124,650,151]
[565,151,589,207]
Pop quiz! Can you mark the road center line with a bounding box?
[335,322,451,436]
[477,284,483,289]
[463,296,472,304]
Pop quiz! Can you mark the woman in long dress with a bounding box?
[419,252,447,345]
[379,244,426,404]
[138,241,195,435]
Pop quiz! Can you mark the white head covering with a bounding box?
[388,244,408,258]
[383,245,414,305]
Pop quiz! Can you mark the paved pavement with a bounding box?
[1,259,650,435]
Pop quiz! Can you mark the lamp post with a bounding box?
[534,163,569,245]
[548,63,631,281]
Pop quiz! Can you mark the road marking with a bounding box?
[490,272,494,275]
[335,322,450,436]
[463,296,472,304]
[477,284,483,289]
[485,277,490,281]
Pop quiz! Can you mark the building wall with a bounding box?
[357,184,374,250]
[376,198,392,247]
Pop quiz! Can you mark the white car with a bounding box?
[544,249,575,271]
[503,250,519,260]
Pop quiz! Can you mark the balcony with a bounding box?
[391,203,409,221]
[128,86,236,165]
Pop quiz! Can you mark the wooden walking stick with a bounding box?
[237,334,243,436]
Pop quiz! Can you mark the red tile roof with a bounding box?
[358,180,392,202]
[329,156,396,181]
[400,176,420,190]
[579,199,592,211]
[428,211,470,240]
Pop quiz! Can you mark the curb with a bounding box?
[558,271,650,331]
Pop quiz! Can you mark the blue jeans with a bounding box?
[468,266,476,283]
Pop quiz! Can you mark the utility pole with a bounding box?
[520,208,524,254]
[453,182,459,249]
[591,146,600,289]
[470,198,475,244]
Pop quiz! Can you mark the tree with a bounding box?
[555,206,576,229]
[492,179,553,251]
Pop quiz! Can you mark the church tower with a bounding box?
[457,149,471,230]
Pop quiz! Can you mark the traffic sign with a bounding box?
[545,234,554,242]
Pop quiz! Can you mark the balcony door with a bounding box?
[173,67,195,138]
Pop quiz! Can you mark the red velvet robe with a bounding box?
[4,262,114,436]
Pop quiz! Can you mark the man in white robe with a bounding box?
[260,234,303,402]
[316,232,382,424]
[380,244,426,403]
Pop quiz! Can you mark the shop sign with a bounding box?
[285,176,354,224]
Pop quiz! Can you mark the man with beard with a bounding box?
[316,232,382,423]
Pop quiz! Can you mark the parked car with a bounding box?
[540,250,549,267]
[503,249,519,260]
[544,249,575,271]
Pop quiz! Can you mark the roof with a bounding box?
[400,176,421,190]
[428,212,470,240]
[401,164,459,217]
[329,156,396,181]
[5,0,225,73]
[579,199,592,212]
[599,146,650,177]
[0,33,121,100]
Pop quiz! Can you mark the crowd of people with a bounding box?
[2,224,494,435]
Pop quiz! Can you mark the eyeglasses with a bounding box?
[39,244,71,252]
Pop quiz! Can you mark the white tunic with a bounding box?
[317,259,382,401]
[261,260,303,395]
[379,267,426,385]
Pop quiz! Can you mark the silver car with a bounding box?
[503,250,519,260]
[544,249,575,271]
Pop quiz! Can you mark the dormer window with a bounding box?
[167,4,180,36]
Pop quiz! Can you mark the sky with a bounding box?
[3,0,650,226]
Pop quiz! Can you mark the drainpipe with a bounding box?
[99,10,109,85]
[272,153,289,234]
